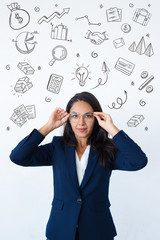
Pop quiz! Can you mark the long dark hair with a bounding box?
[63,92,118,169]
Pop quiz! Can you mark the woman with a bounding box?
[10,92,148,240]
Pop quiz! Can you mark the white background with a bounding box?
[0,0,160,239]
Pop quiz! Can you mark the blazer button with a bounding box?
[77,198,82,203]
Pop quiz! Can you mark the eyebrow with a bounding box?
[70,112,93,114]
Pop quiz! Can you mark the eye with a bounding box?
[71,114,78,118]
[85,113,93,118]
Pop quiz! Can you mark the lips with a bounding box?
[77,128,87,132]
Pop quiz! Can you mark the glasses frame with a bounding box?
[69,112,94,122]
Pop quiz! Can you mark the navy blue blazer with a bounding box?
[10,129,147,240]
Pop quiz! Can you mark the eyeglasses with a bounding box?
[69,112,94,122]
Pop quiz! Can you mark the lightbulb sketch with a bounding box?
[71,64,91,87]
[49,45,67,66]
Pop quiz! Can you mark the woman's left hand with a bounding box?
[93,112,120,137]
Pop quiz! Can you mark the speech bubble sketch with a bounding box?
[115,57,135,76]
[49,45,67,66]
[14,76,33,94]
[50,23,72,42]
[17,62,35,75]
[85,30,109,45]
[129,37,154,57]
[133,8,151,26]
[38,8,70,24]
[75,15,101,26]
[91,62,110,89]
[10,104,36,127]
[71,64,91,87]
[47,74,63,94]
[106,7,122,22]
[7,2,30,30]
[13,31,38,54]
[127,115,144,127]
[113,38,125,48]
[108,90,128,109]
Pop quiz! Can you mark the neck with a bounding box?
[76,138,88,149]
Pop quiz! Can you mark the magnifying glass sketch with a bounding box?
[49,45,67,66]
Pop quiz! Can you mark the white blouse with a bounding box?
[75,145,90,186]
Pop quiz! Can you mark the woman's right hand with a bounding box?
[39,108,69,136]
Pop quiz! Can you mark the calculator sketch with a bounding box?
[47,74,63,94]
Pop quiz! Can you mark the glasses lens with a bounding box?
[70,112,94,122]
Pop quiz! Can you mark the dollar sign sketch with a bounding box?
[15,13,23,23]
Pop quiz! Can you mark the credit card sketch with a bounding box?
[115,57,135,75]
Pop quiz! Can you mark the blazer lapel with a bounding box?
[65,144,80,195]
[80,147,99,190]
[65,144,99,194]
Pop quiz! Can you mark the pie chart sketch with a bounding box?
[15,32,37,54]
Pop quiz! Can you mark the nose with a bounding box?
[78,115,85,125]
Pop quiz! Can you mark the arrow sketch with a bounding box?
[38,8,70,24]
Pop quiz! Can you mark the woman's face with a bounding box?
[69,101,95,142]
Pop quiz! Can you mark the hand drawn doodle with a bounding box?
[106,7,122,22]
[49,45,67,66]
[45,97,51,102]
[145,127,148,131]
[13,31,38,54]
[127,115,144,127]
[148,4,151,7]
[6,65,11,70]
[38,66,41,70]
[91,62,110,89]
[131,81,135,86]
[146,85,153,93]
[133,8,151,26]
[75,15,101,26]
[55,4,58,7]
[129,3,134,8]
[6,127,10,131]
[146,33,150,38]
[34,7,40,12]
[138,75,154,90]
[38,8,70,24]
[129,37,154,57]
[141,71,148,79]
[72,64,91,87]
[17,62,35,75]
[99,4,104,8]
[7,3,30,30]
[121,23,131,33]
[10,104,36,127]
[108,90,128,109]
[91,51,98,58]
[139,99,146,106]
[115,57,135,76]
[14,76,33,94]
[76,53,80,57]
[113,38,125,48]
[50,23,71,41]
[85,30,109,45]
[47,74,63,94]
